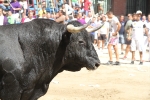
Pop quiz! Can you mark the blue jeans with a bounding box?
[84,10,89,16]
[0,4,6,10]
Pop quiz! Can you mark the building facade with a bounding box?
[111,0,150,16]
[93,0,150,16]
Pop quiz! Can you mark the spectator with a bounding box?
[83,0,91,16]
[97,15,109,52]
[97,4,103,14]
[85,11,92,23]
[50,13,55,20]
[10,0,21,20]
[142,15,147,24]
[77,12,86,24]
[7,10,15,24]
[106,11,121,65]
[129,11,146,65]
[142,15,148,61]
[88,17,97,44]
[46,12,51,19]
[96,16,102,24]
[77,6,84,13]
[119,15,125,55]
[42,12,47,18]
[146,14,150,62]
[123,13,133,59]
[24,11,34,22]
[0,7,8,25]
[21,12,27,23]
[19,0,27,15]
[62,3,74,16]
[55,10,66,24]
[38,6,46,18]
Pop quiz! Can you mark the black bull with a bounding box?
[0,19,100,100]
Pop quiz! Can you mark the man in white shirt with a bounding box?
[106,11,121,65]
[97,15,109,51]
[24,11,34,22]
[129,12,147,65]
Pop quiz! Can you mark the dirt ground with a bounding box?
[39,49,150,100]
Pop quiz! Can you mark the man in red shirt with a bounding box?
[83,0,90,16]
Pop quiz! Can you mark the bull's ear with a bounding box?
[67,20,91,33]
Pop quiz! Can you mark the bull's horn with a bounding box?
[67,20,91,33]
[87,23,104,33]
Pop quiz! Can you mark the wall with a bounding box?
[147,0,150,14]
[111,0,127,16]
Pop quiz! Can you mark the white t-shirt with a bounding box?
[65,4,74,15]
[131,20,145,40]
[24,18,34,22]
[99,22,109,34]
[85,17,92,23]
[108,16,119,37]
[19,1,28,9]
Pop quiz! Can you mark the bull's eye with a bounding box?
[78,40,85,44]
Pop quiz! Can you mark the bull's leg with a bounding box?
[0,59,22,100]
[0,73,22,100]
[28,83,49,100]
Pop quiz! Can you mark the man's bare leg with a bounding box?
[113,45,119,61]
[121,44,124,54]
[102,40,105,50]
[108,44,113,61]
[98,40,101,49]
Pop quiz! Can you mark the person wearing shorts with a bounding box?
[97,15,109,51]
[106,11,121,65]
[129,11,147,65]
[123,14,133,59]
[119,15,125,54]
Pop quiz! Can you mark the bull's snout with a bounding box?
[95,63,100,68]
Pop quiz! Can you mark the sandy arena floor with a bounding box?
[39,47,150,100]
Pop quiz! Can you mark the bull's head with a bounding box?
[61,20,103,72]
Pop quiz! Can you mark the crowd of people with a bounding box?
[0,0,150,65]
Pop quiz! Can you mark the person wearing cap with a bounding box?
[97,15,109,52]
[129,11,147,65]
[106,11,121,65]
